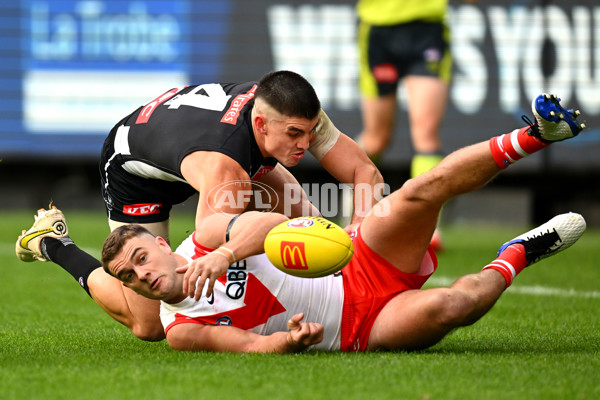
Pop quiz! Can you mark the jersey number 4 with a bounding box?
[135,84,231,124]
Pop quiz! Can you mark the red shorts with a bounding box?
[340,227,438,352]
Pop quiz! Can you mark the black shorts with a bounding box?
[99,119,196,224]
[358,20,452,97]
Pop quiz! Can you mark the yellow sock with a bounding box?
[410,153,443,178]
[412,153,445,252]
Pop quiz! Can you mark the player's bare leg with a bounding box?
[405,75,448,250]
[87,268,164,341]
[367,269,505,351]
[16,207,166,341]
[357,93,396,161]
[109,219,171,244]
[361,93,585,275]
[100,218,169,340]
[361,140,499,273]
[368,213,585,351]
[404,76,447,156]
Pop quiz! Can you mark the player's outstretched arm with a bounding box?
[181,211,289,300]
[318,133,384,225]
[195,211,289,258]
[166,313,323,353]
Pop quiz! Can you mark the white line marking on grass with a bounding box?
[428,276,600,299]
[508,285,600,299]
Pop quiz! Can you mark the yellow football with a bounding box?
[264,216,354,278]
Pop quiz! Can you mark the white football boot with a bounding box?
[496,212,586,267]
[16,206,69,262]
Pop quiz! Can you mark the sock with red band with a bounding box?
[489,126,549,169]
[482,243,528,287]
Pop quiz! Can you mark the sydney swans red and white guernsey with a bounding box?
[160,234,345,351]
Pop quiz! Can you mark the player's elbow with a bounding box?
[268,212,289,226]
[166,334,191,351]
[359,160,384,187]
[165,327,214,352]
[131,324,166,342]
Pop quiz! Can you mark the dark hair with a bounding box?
[255,70,321,119]
[101,224,153,276]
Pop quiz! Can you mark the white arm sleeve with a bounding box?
[308,109,341,161]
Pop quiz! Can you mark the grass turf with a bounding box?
[1,209,599,400]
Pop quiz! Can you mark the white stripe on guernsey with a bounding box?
[114,125,131,155]
[110,124,185,183]
[510,128,530,157]
[428,276,600,299]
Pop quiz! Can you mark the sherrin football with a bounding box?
[264,216,354,278]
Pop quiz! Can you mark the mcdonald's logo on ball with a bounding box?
[280,241,308,270]
[264,217,354,278]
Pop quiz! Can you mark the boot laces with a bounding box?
[521,115,539,136]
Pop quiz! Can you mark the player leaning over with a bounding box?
[17,94,587,352]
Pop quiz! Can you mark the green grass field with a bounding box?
[1,209,599,400]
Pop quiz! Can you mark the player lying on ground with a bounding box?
[17,94,587,352]
[104,211,585,352]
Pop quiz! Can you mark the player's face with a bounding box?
[264,115,318,167]
[108,235,184,303]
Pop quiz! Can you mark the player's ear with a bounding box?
[253,113,268,136]
[155,236,172,254]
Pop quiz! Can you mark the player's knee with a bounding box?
[428,289,476,328]
[369,139,390,156]
[359,131,392,156]
[400,173,443,205]
[131,324,166,342]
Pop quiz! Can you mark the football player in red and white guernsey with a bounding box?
[98,93,586,352]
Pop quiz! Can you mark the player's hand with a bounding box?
[343,222,360,236]
[286,312,324,351]
[176,252,230,300]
